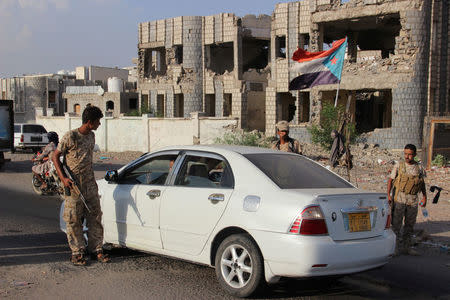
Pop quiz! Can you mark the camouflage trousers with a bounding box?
[63,178,104,255]
[392,192,418,248]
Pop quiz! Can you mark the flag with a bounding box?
[289,37,347,90]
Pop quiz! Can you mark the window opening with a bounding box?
[120,154,178,185]
[275,36,286,58]
[174,155,234,188]
[205,94,216,117]
[206,42,234,74]
[223,94,232,117]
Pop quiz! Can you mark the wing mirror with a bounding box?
[105,170,118,182]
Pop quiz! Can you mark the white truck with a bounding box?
[0,100,14,169]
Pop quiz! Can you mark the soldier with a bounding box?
[387,144,427,256]
[271,120,302,154]
[52,106,110,266]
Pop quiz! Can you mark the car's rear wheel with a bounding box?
[215,234,264,298]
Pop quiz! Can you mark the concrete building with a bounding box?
[63,83,138,118]
[137,0,448,149]
[137,13,271,131]
[266,0,449,149]
[0,74,77,123]
[75,65,130,82]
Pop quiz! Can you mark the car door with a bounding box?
[160,151,234,255]
[106,151,180,250]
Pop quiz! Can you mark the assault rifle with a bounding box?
[62,163,91,213]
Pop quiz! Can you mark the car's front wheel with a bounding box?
[215,234,264,298]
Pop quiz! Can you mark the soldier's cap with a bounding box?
[276,120,289,131]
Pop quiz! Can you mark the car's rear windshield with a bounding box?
[23,125,47,134]
[244,153,353,189]
[14,125,21,133]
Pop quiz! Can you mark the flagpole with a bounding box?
[334,81,340,107]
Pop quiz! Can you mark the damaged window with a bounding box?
[223,93,232,117]
[322,14,401,61]
[355,90,392,133]
[277,92,295,122]
[242,38,269,72]
[157,94,165,117]
[174,94,184,117]
[143,47,167,78]
[175,46,183,64]
[275,36,286,58]
[299,34,309,50]
[206,42,234,74]
[205,94,216,117]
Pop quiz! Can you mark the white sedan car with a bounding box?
[60,145,395,297]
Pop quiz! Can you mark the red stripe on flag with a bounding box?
[292,37,346,63]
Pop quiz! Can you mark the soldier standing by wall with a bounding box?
[52,105,110,266]
[271,120,302,154]
[387,144,427,256]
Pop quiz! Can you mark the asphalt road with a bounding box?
[1,153,449,299]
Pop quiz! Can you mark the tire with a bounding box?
[214,234,264,298]
[31,174,44,195]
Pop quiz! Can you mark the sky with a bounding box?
[0,0,296,78]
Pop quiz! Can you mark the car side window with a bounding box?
[174,155,234,188]
[120,154,177,185]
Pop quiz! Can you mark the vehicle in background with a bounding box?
[0,100,14,169]
[14,123,48,152]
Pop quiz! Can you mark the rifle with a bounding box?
[62,163,91,213]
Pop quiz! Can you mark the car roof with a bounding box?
[154,144,289,156]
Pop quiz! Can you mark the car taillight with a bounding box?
[385,213,391,229]
[20,134,24,142]
[289,206,328,235]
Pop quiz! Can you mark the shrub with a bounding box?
[307,102,357,150]
[432,154,447,167]
[215,131,273,148]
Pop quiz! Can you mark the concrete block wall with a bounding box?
[366,1,432,149]
[35,114,239,153]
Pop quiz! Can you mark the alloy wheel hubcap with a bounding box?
[220,244,253,288]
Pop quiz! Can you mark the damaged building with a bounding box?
[137,13,271,130]
[137,0,448,149]
[267,0,449,149]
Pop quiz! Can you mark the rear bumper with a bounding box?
[250,229,395,279]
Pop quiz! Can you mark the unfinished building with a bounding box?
[137,13,271,130]
[267,0,449,149]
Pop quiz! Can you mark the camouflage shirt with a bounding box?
[57,129,95,179]
[271,138,302,154]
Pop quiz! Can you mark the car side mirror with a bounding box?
[105,170,118,182]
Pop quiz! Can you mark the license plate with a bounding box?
[31,136,42,142]
[348,213,371,232]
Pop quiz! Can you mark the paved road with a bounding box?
[1,154,449,299]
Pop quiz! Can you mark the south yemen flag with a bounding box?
[289,37,347,90]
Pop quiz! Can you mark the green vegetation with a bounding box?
[431,154,447,167]
[214,131,274,148]
[307,102,357,150]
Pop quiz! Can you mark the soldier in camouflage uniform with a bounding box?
[271,120,302,154]
[53,106,110,266]
[387,144,427,256]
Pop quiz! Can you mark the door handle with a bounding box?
[147,189,161,199]
[208,193,224,202]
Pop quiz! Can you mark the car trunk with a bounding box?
[292,189,389,241]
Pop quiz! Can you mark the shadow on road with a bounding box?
[0,232,69,266]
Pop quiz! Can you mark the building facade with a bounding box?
[266,0,449,149]
[137,13,271,130]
